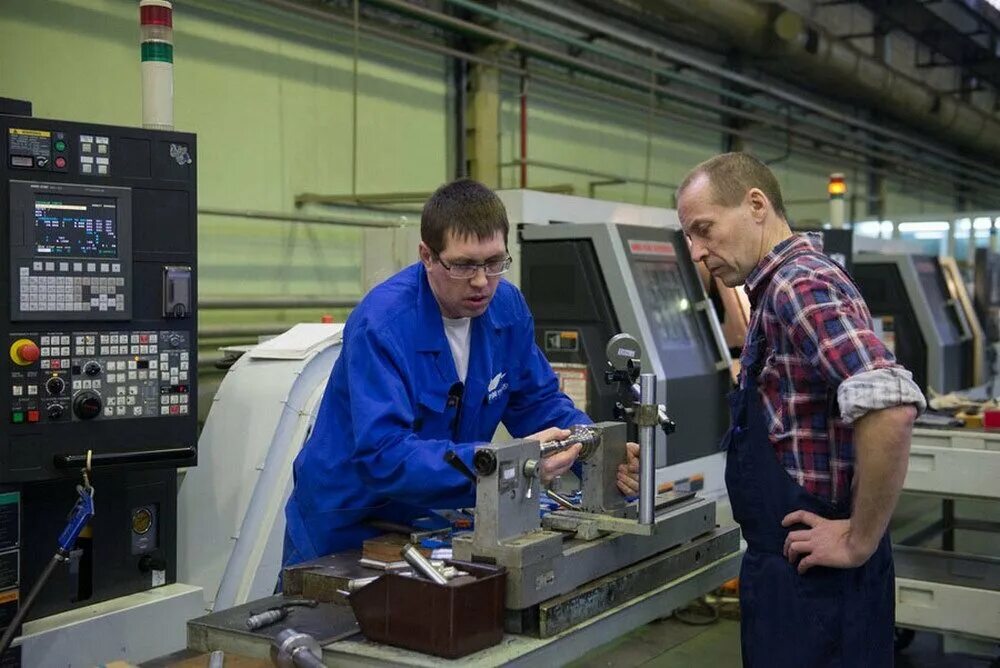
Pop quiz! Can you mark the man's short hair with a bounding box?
[421,179,509,254]
[678,152,788,220]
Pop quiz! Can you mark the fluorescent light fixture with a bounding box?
[897,221,950,232]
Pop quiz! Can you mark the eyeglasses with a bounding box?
[435,253,512,279]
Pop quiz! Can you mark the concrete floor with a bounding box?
[570,615,997,667]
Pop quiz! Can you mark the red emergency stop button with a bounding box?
[9,339,40,366]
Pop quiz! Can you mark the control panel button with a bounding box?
[27,410,39,423]
[11,411,24,424]
[54,139,66,152]
[46,376,66,395]
[54,156,67,169]
[73,390,103,420]
[9,339,40,366]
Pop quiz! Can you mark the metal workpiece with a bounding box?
[246,607,288,630]
[545,488,579,510]
[401,543,449,585]
[638,374,656,525]
[346,576,380,592]
[358,558,409,572]
[271,628,324,668]
[208,650,225,668]
[539,425,602,461]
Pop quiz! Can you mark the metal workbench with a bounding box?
[188,549,740,666]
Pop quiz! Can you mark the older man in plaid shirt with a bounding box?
[678,153,925,667]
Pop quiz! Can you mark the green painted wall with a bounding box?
[1,0,449,313]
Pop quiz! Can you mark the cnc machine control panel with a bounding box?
[2,115,198,481]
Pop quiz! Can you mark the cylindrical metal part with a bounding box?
[246,607,287,631]
[400,543,449,585]
[638,373,656,525]
[347,576,379,592]
[539,426,600,460]
[359,558,409,571]
[208,650,225,668]
[545,488,578,510]
[271,628,324,668]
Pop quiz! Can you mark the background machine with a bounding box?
[1,110,201,664]
[854,253,982,394]
[519,222,732,498]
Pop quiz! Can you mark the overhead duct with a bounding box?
[633,0,1000,159]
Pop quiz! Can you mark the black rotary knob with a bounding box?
[46,376,66,395]
[169,335,183,348]
[473,449,498,476]
[83,361,102,377]
[46,403,65,420]
[73,390,103,420]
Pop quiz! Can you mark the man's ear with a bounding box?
[747,188,769,225]
[418,241,434,268]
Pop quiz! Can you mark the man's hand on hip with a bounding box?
[781,510,879,574]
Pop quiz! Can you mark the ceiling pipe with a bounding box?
[631,0,1000,158]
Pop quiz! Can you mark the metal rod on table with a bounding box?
[639,373,656,525]
[401,544,449,585]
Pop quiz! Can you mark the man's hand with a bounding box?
[617,442,640,496]
[781,510,879,574]
[526,427,581,484]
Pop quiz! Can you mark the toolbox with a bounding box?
[349,560,506,658]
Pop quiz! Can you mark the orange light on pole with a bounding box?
[828,173,847,198]
[828,172,846,229]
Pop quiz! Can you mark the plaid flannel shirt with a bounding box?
[741,233,926,504]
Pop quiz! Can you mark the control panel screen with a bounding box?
[631,255,713,375]
[34,194,118,258]
[634,259,695,347]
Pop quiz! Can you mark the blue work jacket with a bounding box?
[283,263,589,565]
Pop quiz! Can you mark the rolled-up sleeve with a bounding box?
[837,367,927,424]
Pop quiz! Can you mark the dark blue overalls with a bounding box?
[724,252,895,667]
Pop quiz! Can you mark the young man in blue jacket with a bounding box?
[283,179,641,566]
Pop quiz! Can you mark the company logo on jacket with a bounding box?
[487,371,509,403]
